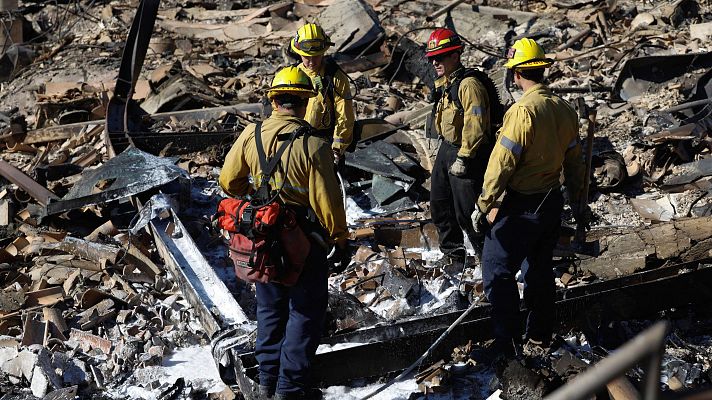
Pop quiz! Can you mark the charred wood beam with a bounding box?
[556,28,593,51]
[24,121,101,144]
[232,262,712,390]
[43,236,121,265]
[0,159,59,207]
[33,103,259,145]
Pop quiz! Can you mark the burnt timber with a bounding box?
[235,261,712,388]
[99,2,712,399]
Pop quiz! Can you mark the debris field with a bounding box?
[1,0,712,399]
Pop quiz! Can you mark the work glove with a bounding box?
[332,149,341,165]
[449,157,468,177]
[470,204,487,234]
[327,242,351,274]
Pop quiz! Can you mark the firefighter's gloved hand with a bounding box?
[449,157,468,177]
[328,243,351,274]
[471,205,486,233]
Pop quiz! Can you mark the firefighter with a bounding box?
[219,66,349,400]
[471,38,587,355]
[291,23,355,164]
[426,28,493,267]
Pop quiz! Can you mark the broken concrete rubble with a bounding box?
[316,0,384,55]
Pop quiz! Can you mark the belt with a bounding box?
[314,127,335,140]
[507,186,560,198]
[505,187,562,212]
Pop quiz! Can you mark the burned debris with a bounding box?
[1,0,712,399]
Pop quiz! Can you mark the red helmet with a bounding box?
[425,28,463,58]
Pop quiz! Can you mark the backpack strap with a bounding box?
[253,122,307,202]
[426,86,445,139]
[446,68,468,114]
[446,68,507,144]
[255,123,302,183]
[321,58,340,133]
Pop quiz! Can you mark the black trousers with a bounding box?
[482,189,563,345]
[255,245,328,395]
[430,141,488,258]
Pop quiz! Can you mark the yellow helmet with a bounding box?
[504,38,553,70]
[290,23,335,57]
[267,66,317,99]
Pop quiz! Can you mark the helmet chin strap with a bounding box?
[504,68,515,93]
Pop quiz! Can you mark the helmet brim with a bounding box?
[268,87,318,99]
[505,58,553,69]
[425,45,463,58]
[291,38,329,57]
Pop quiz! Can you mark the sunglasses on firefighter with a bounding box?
[429,52,453,63]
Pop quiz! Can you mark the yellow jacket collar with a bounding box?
[435,66,466,88]
[521,83,548,98]
[299,62,325,78]
[270,110,305,122]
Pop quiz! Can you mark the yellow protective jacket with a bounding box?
[478,84,585,213]
[434,69,491,158]
[219,111,348,246]
[298,62,355,156]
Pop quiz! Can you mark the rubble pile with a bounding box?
[0,232,213,398]
[1,0,712,398]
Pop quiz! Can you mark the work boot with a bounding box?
[258,385,275,400]
[273,388,323,400]
[431,253,466,274]
[470,338,519,366]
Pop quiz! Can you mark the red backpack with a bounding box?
[216,123,312,286]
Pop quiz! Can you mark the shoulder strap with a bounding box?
[448,68,506,128]
[426,86,445,139]
[322,58,341,131]
[254,122,268,173]
[447,73,465,113]
[446,68,478,112]
[254,123,305,188]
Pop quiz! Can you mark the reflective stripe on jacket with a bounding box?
[434,72,491,158]
[478,83,585,213]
